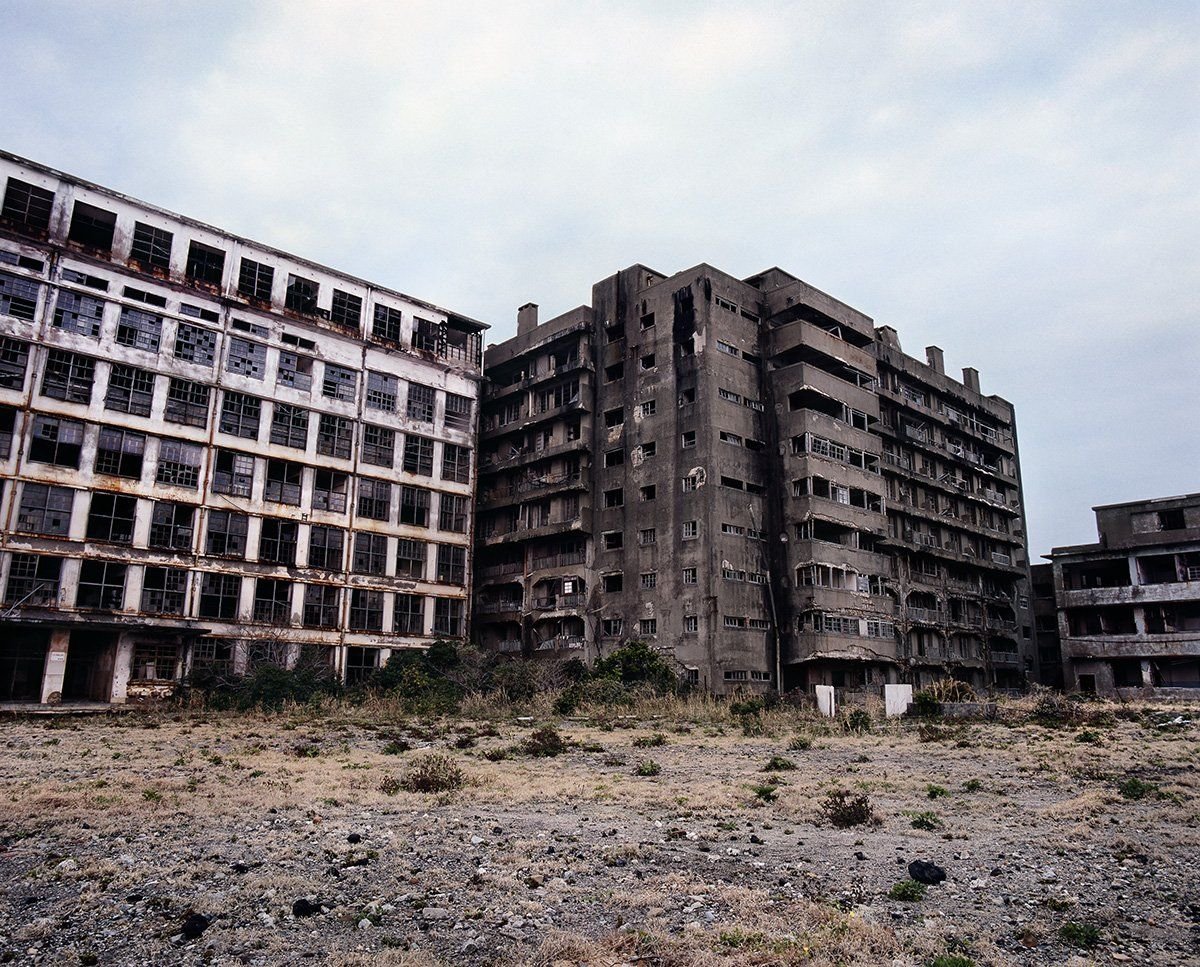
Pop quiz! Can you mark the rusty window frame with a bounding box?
[237,258,274,301]
[212,449,255,497]
[352,532,388,575]
[104,364,155,417]
[406,383,435,422]
[77,560,127,610]
[0,270,40,321]
[303,584,340,628]
[259,517,299,565]
[52,289,104,337]
[372,303,403,343]
[330,289,362,330]
[263,458,303,506]
[130,222,173,271]
[4,553,61,606]
[395,538,427,579]
[165,378,211,428]
[0,337,29,389]
[361,423,395,467]
[173,322,217,367]
[115,306,163,353]
[95,427,147,479]
[433,596,463,636]
[1,178,55,232]
[394,593,424,634]
[435,544,466,585]
[284,273,319,313]
[269,402,310,449]
[28,415,84,468]
[41,350,95,403]
[444,393,472,431]
[0,405,16,458]
[402,434,434,476]
[316,413,353,459]
[440,442,470,483]
[205,509,249,558]
[253,578,292,623]
[185,241,226,286]
[365,370,397,411]
[140,566,187,615]
[438,493,467,533]
[307,524,344,570]
[148,501,195,550]
[412,317,440,353]
[226,336,267,380]
[16,483,74,536]
[357,477,392,521]
[348,590,384,632]
[219,390,261,439]
[277,350,313,391]
[322,363,356,401]
[86,492,138,543]
[67,201,116,253]
[198,572,241,619]
[313,469,349,513]
[398,485,429,527]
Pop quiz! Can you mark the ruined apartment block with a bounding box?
[0,153,485,704]
[1048,494,1200,695]
[475,264,1035,693]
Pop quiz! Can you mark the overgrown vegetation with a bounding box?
[1058,922,1101,949]
[399,753,466,793]
[554,641,685,714]
[888,879,927,901]
[819,790,878,828]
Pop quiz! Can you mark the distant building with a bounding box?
[1030,563,1063,688]
[1048,494,1200,695]
[0,152,485,704]
[474,264,1036,693]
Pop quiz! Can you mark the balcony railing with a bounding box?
[477,599,523,614]
[479,561,524,578]
[906,606,942,624]
[497,640,522,653]
[531,550,587,569]
[991,551,1012,566]
[534,634,586,652]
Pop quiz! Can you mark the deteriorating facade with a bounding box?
[474,264,1036,693]
[0,152,485,704]
[1048,494,1200,695]
[1030,563,1064,688]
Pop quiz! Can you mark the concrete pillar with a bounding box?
[110,633,134,704]
[40,629,70,704]
[815,684,836,717]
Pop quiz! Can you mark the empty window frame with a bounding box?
[173,322,217,366]
[444,393,472,431]
[76,560,126,610]
[115,306,163,352]
[277,350,313,391]
[316,413,353,459]
[0,405,12,458]
[0,337,29,389]
[438,493,468,533]
[639,527,657,545]
[682,520,698,539]
[1,179,55,232]
[226,337,267,380]
[237,258,274,301]
[253,578,292,623]
[407,383,436,422]
[86,492,138,543]
[264,459,303,505]
[403,434,435,476]
[68,202,116,252]
[307,524,344,570]
[435,544,467,585]
[602,531,623,550]
[640,571,657,590]
[205,509,249,557]
[313,469,350,513]
[394,593,424,634]
[185,241,226,286]
[4,553,61,606]
[373,303,404,342]
[398,484,430,526]
[141,566,187,614]
[220,391,261,438]
[639,618,657,637]
[365,370,398,411]
[441,442,471,483]
[322,363,356,401]
[348,589,385,631]
[270,403,310,449]
[0,271,40,323]
[148,501,194,550]
[361,423,395,467]
[259,517,299,565]
[16,483,74,536]
[433,597,463,636]
[28,415,84,467]
[303,584,341,628]
[41,350,95,403]
[212,449,255,497]
[395,537,427,579]
[198,572,241,619]
[640,484,657,502]
[164,378,210,427]
[94,427,146,479]
[357,477,392,520]
[284,273,318,313]
[104,363,155,416]
[412,317,440,353]
[155,439,202,488]
[352,532,389,575]
[602,617,623,636]
[330,289,362,330]
[52,290,104,337]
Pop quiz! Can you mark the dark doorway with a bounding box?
[1077,673,1097,694]
[0,631,48,701]
[62,631,115,702]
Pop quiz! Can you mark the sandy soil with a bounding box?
[0,701,1197,966]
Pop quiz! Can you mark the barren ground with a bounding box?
[1,698,1198,966]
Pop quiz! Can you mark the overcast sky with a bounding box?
[4,1,1197,555]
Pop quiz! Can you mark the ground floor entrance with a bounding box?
[62,631,117,702]
[0,631,49,701]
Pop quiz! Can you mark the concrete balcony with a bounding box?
[1060,581,1200,608]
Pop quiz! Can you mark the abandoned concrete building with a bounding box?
[1047,493,1200,695]
[0,153,485,704]
[474,264,1035,693]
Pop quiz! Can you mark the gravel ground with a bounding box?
[0,703,1197,966]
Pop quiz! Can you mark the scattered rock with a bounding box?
[179,913,210,940]
[292,898,323,917]
[908,860,946,885]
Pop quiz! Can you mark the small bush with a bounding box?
[1117,777,1157,800]
[750,783,779,804]
[482,747,510,762]
[963,778,983,792]
[843,708,873,733]
[633,732,667,748]
[401,753,465,793]
[888,879,927,901]
[926,783,949,799]
[378,774,402,796]
[928,956,975,967]
[381,739,410,755]
[634,760,661,777]
[762,755,797,772]
[1058,922,1101,949]
[1074,729,1102,744]
[523,726,568,757]
[906,810,942,830]
[929,678,977,703]
[910,690,941,717]
[788,734,813,751]
[819,790,877,828]
[1032,690,1081,727]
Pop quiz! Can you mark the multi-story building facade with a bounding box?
[1048,494,1200,695]
[0,153,485,704]
[475,263,1035,694]
[1030,562,1064,688]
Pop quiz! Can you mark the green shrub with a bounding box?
[196,652,340,712]
[906,810,942,830]
[819,790,877,828]
[381,739,410,755]
[963,778,983,792]
[928,956,975,967]
[371,642,464,713]
[486,660,540,703]
[634,760,661,777]
[843,708,873,733]
[788,734,813,751]
[592,640,681,694]
[926,783,949,799]
[400,753,466,793]
[1117,777,1157,800]
[750,783,779,804]
[378,774,402,796]
[888,879,926,901]
[762,755,797,772]
[1058,922,1101,949]
[1074,729,1102,744]
[523,726,568,757]
[910,690,941,717]
[633,732,667,748]
[730,697,765,718]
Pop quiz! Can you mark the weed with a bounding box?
[401,753,466,793]
[523,726,568,757]
[843,708,873,733]
[762,755,797,772]
[926,783,949,799]
[819,790,878,828]
[633,732,667,748]
[963,778,983,792]
[749,783,779,804]
[906,810,942,830]
[888,879,927,901]
[1058,922,1101,949]
[292,742,321,758]
[928,956,975,967]
[482,747,510,761]
[635,760,661,777]
[381,739,410,755]
[788,734,813,751]
[1074,729,1102,744]
[141,788,162,802]
[1117,777,1157,800]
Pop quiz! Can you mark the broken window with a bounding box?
[28,415,84,467]
[0,270,40,323]
[87,492,138,543]
[348,590,385,632]
[68,201,116,253]
[1,179,55,233]
[253,579,292,623]
[407,383,435,422]
[441,443,471,483]
[412,317,440,353]
[433,597,463,636]
[316,413,353,459]
[438,493,468,533]
[602,618,623,636]
[199,572,241,619]
[352,532,389,575]
[365,370,398,411]
[357,478,392,521]
[361,424,395,467]
[303,584,341,628]
[206,509,249,558]
[165,378,211,427]
[264,459,303,505]
[4,554,61,606]
[284,273,318,313]
[148,501,195,550]
[435,544,466,585]
[185,241,226,287]
[307,524,344,571]
[52,290,104,337]
[373,303,404,342]
[604,448,624,468]
[639,618,657,636]
[0,337,29,389]
[604,488,624,508]
[444,393,472,431]
[237,258,274,301]
[226,337,267,380]
[16,483,74,536]
[398,484,430,526]
[41,349,95,403]
[604,407,624,428]
[104,364,155,416]
[313,469,349,513]
[77,561,126,610]
[330,289,362,330]
[141,566,187,614]
[403,434,435,476]
[395,538,427,579]
[394,594,424,634]
[270,403,310,449]
[115,307,163,352]
[94,427,146,479]
[212,449,255,497]
[602,531,623,550]
[173,322,217,366]
[681,430,696,448]
[277,350,313,391]
[220,391,261,438]
[321,362,356,401]
[130,222,173,272]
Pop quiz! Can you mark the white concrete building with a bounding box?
[0,152,486,704]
